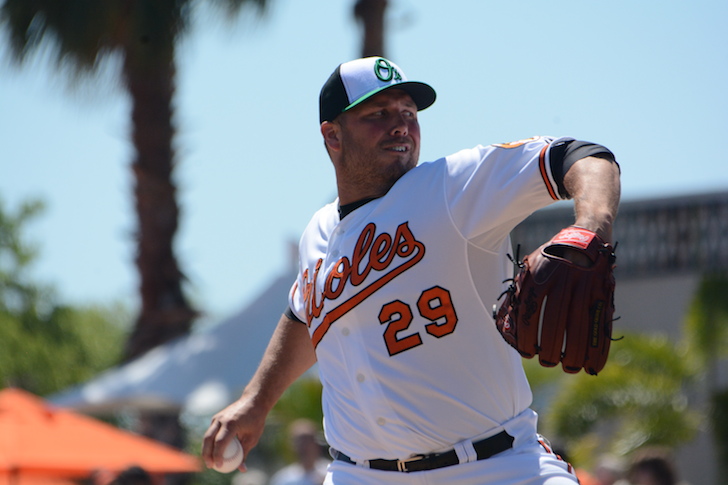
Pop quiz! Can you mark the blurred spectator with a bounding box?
[593,454,626,485]
[615,447,684,485]
[269,419,330,485]
[87,468,116,485]
[109,466,153,485]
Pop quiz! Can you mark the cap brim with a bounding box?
[344,81,436,114]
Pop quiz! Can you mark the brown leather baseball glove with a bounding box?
[494,226,617,375]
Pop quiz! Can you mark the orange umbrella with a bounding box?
[0,476,78,485]
[0,388,200,482]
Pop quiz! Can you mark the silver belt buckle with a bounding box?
[396,454,425,472]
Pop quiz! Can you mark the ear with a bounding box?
[321,121,342,152]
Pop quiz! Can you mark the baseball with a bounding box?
[213,437,244,473]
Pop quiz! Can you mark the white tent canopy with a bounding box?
[50,268,298,416]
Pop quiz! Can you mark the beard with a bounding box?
[337,137,419,198]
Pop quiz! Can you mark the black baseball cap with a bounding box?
[319,57,437,124]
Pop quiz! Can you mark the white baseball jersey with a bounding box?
[288,136,566,461]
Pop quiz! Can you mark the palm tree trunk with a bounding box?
[354,0,388,57]
[120,30,193,483]
[122,30,196,363]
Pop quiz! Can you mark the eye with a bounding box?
[364,109,386,119]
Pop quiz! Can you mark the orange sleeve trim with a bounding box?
[539,144,559,201]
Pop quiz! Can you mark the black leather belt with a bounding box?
[331,430,514,473]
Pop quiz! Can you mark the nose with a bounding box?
[390,113,410,136]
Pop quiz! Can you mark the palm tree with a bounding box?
[0,0,268,363]
[353,0,388,57]
[0,2,270,465]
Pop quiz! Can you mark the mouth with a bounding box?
[383,142,410,153]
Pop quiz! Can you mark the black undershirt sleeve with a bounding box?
[548,138,619,199]
[284,306,305,324]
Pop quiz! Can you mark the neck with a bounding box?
[336,183,389,206]
[333,152,415,204]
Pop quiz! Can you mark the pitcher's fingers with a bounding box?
[200,420,222,468]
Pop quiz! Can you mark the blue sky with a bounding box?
[1,0,726,322]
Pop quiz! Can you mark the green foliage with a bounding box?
[267,377,324,463]
[271,377,324,426]
[529,272,728,472]
[711,389,728,477]
[684,273,728,480]
[182,377,324,484]
[0,304,127,396]
[542,333,699,466]
[0,197,128,396]
[683,272,728,369]
[0,0,269,76]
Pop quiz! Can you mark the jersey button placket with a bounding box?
[352,367,388,431]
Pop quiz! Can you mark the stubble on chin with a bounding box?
[347,150,415,188]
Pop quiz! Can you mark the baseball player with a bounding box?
[202,57,620,484]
